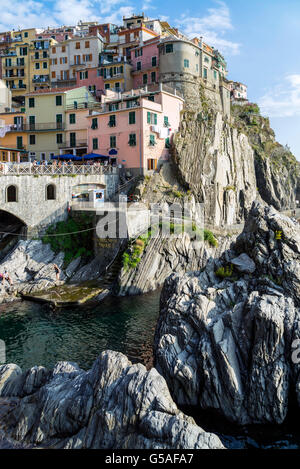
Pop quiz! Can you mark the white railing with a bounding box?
[0,163,117,176]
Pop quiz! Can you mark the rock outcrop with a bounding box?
[0,351,224,449]
[118,232,234,296]
[172,86,258,227]
[154,202,300,425]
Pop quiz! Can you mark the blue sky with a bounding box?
[1,0,300,160]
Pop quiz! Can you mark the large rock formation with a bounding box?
[0,351,224,449]
[172,86,258,227]
[154,202,300,425]
[232,104,300,211]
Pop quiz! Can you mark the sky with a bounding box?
[0,0,300,160]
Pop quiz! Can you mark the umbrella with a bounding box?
[84,153,110,160]
[51,153,77,160]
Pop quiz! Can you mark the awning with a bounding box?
[84,153,110,159]
[51,153,78,160]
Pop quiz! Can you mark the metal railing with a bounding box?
[58,140,88,148]
[0,163,117,175]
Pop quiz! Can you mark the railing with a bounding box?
[33,76,50,83]
[21,122,65,131]
[58,140,88,148]
[0,163,117,175]
[66,102,102,110]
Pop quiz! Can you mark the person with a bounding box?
[0,270,13,286]
[53,264,61,281]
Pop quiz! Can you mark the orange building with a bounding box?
[0,111,28,161]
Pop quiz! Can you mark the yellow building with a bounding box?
[1,29,37,100]
[25,86,95,161]
[1,29,57,100]
[29,37,58,93]
[0,111,28,162]
[98,61,132,92]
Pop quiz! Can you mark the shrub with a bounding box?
[204,229,218,247]
[215,264,233,278]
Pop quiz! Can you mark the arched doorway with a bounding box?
[6,185,18,203]
[46,184,56,200]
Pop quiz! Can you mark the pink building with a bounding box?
[76,66,104,98]
[131,37,160,88]
[87,85,184,174]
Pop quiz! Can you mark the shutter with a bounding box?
[147,112,151,124]
[154,113,157,125]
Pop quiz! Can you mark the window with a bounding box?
[184,59,189,68]
[24,32,28,38]
[85,41,90,48]
[147,112,157,125]
[203,68,208,79]
[35,52,39,59]
[129,111,135,125]
[69,113,76,124]
[43,51,47,58]
[214,70,217,80]
[164,116,169,127]
[93,138,98,149]
[35,63,40,70]
[79,71,88,80]
[62,45,66,52]
[75,42,80,49]
[147,159,157,170]
[40,152,46,161]
[70,133,76,147]
[105,83,110,90]
[128,133,136,146]
[165,137,170,149]
[204,56,209,63]
[91,117,98,129]
[52,47,56,54]
[56,114,63,129]
[148,95,154,102]
[135,49,143,57]
[108,115,116,127]
[29,135,36,145]
[56,134,63,144]
[16,136,23,149]
[29,97,35,108]
[149,134,156,146]
[151,71,156,83]
[29,116,35,130]
[19,47,27,56]
[115,82,120,90]
[137,61,141,71]
[6,185,17,203]
[110,136,116,148]
[56,95,62,106]
[52,71,56,79]
[143,74,148,84]
[46,184,56,200]
[166,44,173,53]
[151,56,157,67]
[196,63,199,72]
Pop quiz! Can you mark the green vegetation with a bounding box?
[42,214,94,265]
[215,264,234,278]
[224,185,236,192]
[122,229,153,271]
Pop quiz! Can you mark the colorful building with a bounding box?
[87,85,184,174]
[228,81,248,101]
[98,59,132,92]
[0,110,28,162]
[30,37,57,92]
[75,66,104,98]
[25,86,95,161]
[131,37,159,89]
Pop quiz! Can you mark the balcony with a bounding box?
[103,73,124,81]
[24,122,65,131]
[58,140,88,148]
[51,79,77,88]
[32,76,50,83]
[3,74,25,79]
[9,84,27,90]
[31,53,49,60]
[66,101,102,111]
[3,62,25,68]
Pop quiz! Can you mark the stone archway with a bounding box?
[0,210,27,252]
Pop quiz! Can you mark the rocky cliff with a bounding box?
[154,201,300,425]
[232,104,300,211]
[0,350,224,449]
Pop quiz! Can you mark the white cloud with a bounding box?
[175,0,240,56]
[259,74,300,118]
[0,0,134,30]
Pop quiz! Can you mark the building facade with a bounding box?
[87,85,184,174]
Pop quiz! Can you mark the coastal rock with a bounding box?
[231,253,256,273]
[0,351,224,449]
[154,202,300,425]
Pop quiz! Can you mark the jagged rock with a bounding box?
[0,351,224,449]
[154,202,300,425]
[117,232,235,296]
[231,253,256,273]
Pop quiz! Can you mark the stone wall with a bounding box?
[0,173,119,233]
